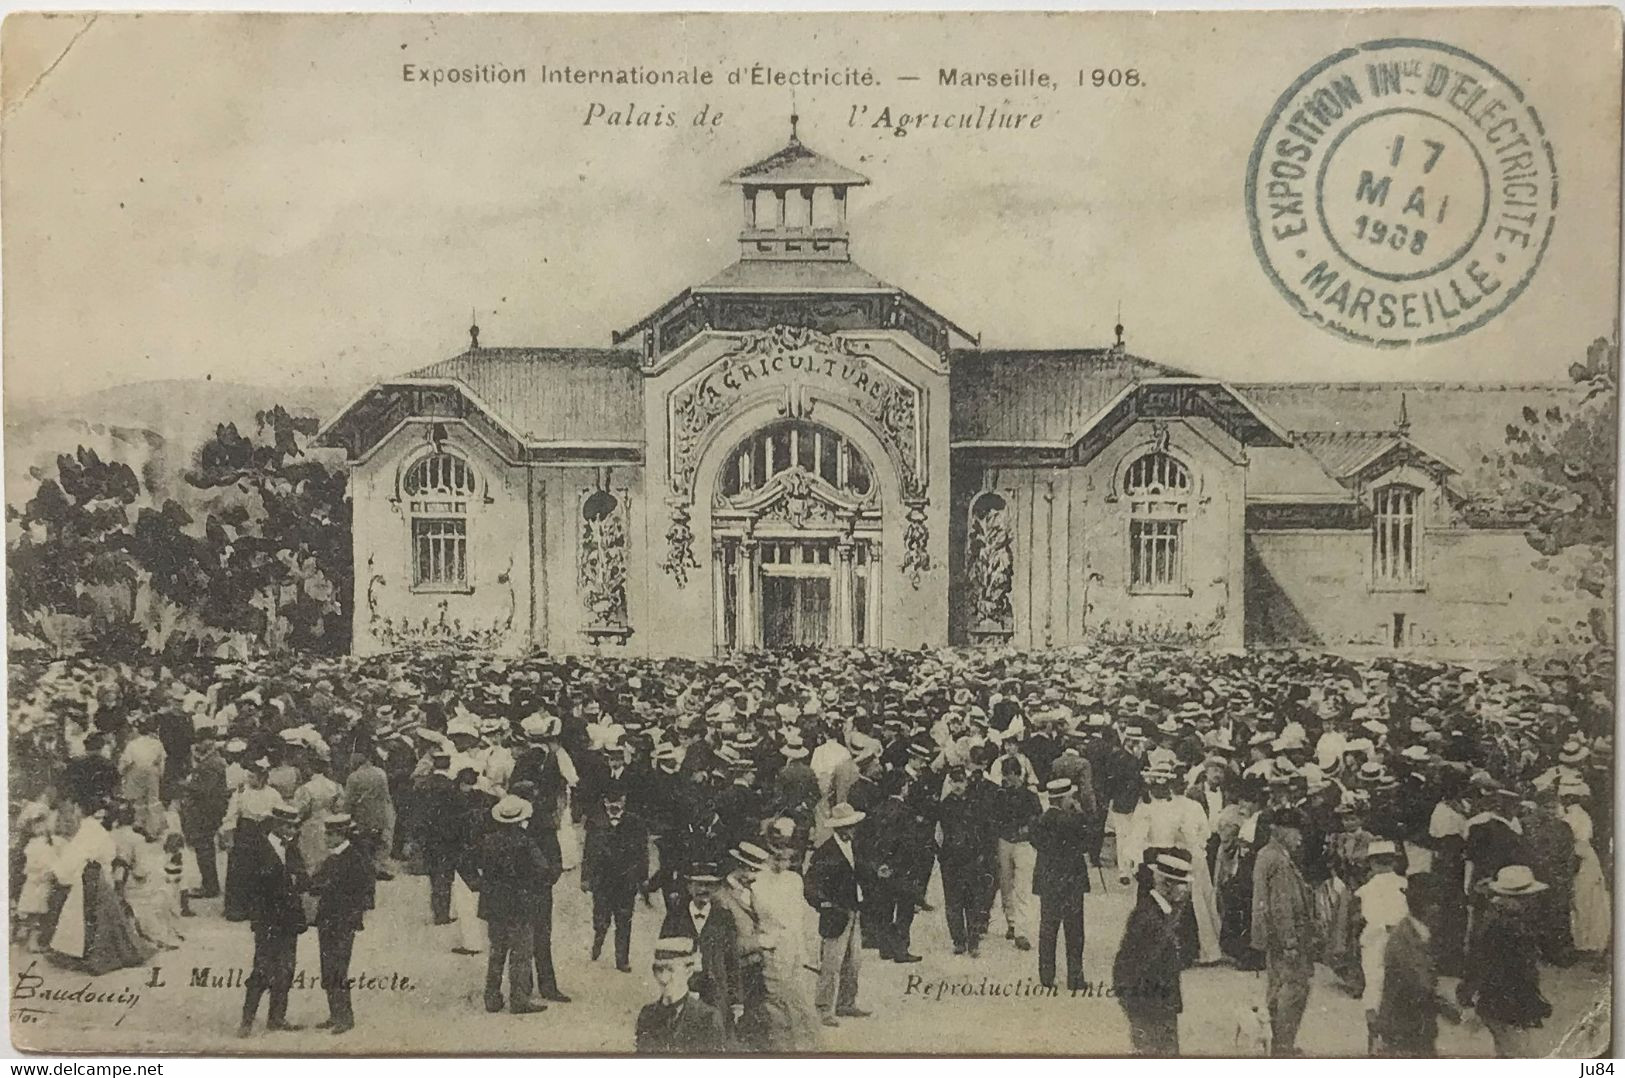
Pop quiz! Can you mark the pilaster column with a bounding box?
[738,537,758,649]
[835,539,856,646]
[712,541,729,652]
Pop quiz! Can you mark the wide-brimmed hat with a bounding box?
[1485,864,1548,896]
[1558,741,1590,765]
[730,842,771,872]
[827,802,866,829]
[491,795,534,825]
[1148,849,1194,883]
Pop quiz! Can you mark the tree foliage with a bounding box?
[7,406,351,658]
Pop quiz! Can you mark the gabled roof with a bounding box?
[405,348,644,444]
[948,349,1187,443]
[727,134,869,188]
[1292,430,1458,480]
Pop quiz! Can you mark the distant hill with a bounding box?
[5,378,355,512]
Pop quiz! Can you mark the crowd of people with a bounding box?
[7,643,1614,1056]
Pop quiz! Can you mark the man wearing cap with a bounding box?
[1113,848,1192,1054]
[583,790,649,974]
[635,937,728,1054]
[988,758,1039,953]
[1251,808,1317,1056]
[473,795,549,1015]
[311,813,369,1035]
[937,763,997,957]
[238,802,309,1037]
[1031,777,1092,991]
[661,863,743,1042]
[805,803,871,1027]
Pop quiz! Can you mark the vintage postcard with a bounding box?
[2,8,1618,1058]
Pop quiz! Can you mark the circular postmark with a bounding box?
[1246,39,1557,347]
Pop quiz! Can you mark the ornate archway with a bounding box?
[710,419,883,649]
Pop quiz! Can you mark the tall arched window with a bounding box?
[718,420,873,498]
[403,451,477,589]
[1124,451,1191,590]
[1372,484,1421,586]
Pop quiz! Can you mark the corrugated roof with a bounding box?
[948,350,1188,442]
[696,259,892,293]
[405,348,643,444]
[727,135,869,187]
[1246,446,1355,500]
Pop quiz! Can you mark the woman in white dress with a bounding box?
[749,823,822,1051]
[123,826,183,949]
[1561,782,1610,957]
[293,755,343,873]
[1122,766,1221,963]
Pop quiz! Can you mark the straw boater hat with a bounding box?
[826,802,866,829]
[730,842,771,872]
[324,812,354,835]
[521,713,562,743]
[491,795,533,825]
[1044,778,1075,799]
[269,802,300,826]
[1558,740,1590,765]
[1485,864,1548,896]
[653,937,698,964]
[1365,839,1397,858]
[1148,849,1194,883]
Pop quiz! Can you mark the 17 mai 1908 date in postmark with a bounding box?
[1247,38,1557,347]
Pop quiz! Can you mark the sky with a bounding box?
[2,9,1619,405]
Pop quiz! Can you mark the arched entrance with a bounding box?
[711,419,882,649]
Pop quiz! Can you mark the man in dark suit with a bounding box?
[635,937,728,1054]
[1377,872,1460,1057]
[1112,847,1191,1055]
[938,764,997,957]
[865,770,922,962]
[1032,777,1093,990]
[805,802,871,1027]
[179,736,229,900]
[659,863,742,1041]
[473,795,549,1015]
[415,751,462,924]
[311,812,369,1035]
[583,790,650,973]
[239,803,309,1037]
[510,779,569,1003]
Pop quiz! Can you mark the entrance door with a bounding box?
[761,575,833,647]
[759,539,835,648]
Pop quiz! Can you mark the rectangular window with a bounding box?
[1130,519,1182,588]
[413,518,467,588]
[1372,486,1420,586]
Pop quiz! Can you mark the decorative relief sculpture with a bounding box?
[901,498,932,588]
[659,502,701,588]
[966,492,1014,632]
[579,490,630,638]
[667,324,924,497]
